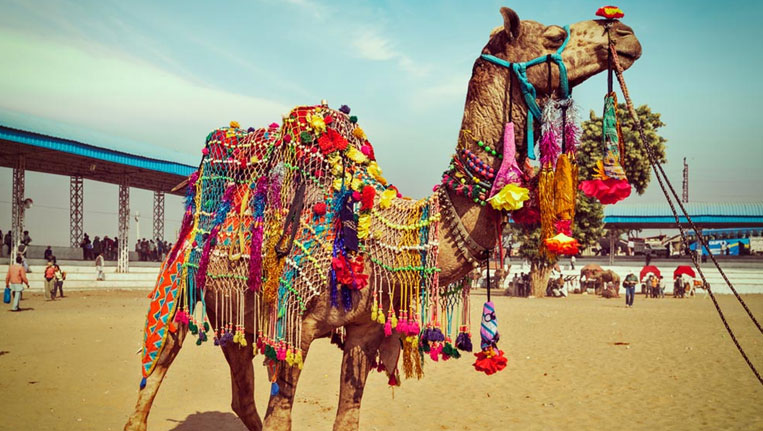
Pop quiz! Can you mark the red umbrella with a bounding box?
[640,265,661,280]
[673,266,696,279]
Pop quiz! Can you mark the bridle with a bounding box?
[479,25,571,160]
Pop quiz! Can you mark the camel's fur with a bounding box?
[125,7,641,431]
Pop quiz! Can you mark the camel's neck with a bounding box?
[434,59,531,285]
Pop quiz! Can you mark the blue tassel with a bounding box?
[270,382,280,396]
[139,377,147,389]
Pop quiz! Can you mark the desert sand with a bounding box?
[1,290,762,431]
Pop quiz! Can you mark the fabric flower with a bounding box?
[544,233,580,255]
[379,188,397,209]
[357,213,372,239]
[596,6,624,19]
[346,146,368,164]
[367,161,386,185]
[579,178,631,205]
[307,114,326,134]
[487,184,530,212]
[360,185,375,211]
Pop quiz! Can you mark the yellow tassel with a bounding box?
[371,301,378,322]
[295,350,304,369]
[554,154,575,221]
[538,166,556,256]
[285,349,295,367]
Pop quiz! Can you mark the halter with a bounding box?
[480,25,571,160]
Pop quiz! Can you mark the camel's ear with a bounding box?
[500,7,521,41]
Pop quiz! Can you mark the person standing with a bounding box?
[3,230,11,256]
[53,259,66,298]
[569,255,576,270]
[17,242,30,273]
[44,246,53,261]
[658,275,666,298]
[5,256,29,311]
[95,253,106,281]
[43,260,57,301]
[624,272,638,308]
[22,230,32,246]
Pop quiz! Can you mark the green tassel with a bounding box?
[189,322,198,335]
[349,115,358,123]
[203,322,210,331]
[195,338,202,346]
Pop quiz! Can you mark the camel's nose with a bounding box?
[614,22,634,37]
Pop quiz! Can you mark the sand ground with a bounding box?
[1,290,762,431]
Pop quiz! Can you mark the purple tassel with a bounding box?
[429,327,445,342]
[564,119,580,155]
[341,286,352,311]
[247,179,268,291]
[339,105,351,114]
[455,332,473,352]
[539,127,560,167]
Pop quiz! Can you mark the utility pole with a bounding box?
[682,157,689,203]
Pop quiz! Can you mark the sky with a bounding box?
[1,0,762,247]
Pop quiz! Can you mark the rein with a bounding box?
[480,25,571,160]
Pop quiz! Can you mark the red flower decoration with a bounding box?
[579,178,631,204]
[317,128,348,155]
[332,255,368,290]
[360,185,375,211]
[473,348,508,375]
[596,5,624,19]
[313,202,327,216]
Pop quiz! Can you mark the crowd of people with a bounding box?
[79,233,119,260]
[135,238,171,262]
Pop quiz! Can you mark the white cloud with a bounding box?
[0,29,291,158]
[352,29,429,77]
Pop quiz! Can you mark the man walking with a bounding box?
[623,272,638,308]
[43,260,57,300]
[95,253,106,281]
[5,256,29,311]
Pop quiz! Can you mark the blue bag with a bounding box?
[3,287,10,304]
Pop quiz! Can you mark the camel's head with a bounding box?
[483,7,642,94]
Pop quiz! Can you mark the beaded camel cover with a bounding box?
[140,104,473,384]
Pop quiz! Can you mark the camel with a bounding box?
[580,266,622,297]
[124,7,641,431]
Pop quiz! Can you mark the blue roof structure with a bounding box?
[0,126,195,177]
[603,202,763,228]
[0,125,197,195]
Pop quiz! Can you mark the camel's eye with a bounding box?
[543,26,567,48]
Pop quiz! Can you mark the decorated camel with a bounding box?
[125,7,641,431]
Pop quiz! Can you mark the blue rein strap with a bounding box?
[480,25,570,160]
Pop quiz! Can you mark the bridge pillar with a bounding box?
[153,191,165,241]
[609,230,615,266]
[10,156,25,263]
[70,176,84,248]
[117,177,130,273]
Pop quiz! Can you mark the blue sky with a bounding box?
[1,0,762,246]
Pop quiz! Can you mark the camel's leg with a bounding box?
[220,333,262,431]
[124,326,188,431]
[333,322,385,431]
[263,326,318,431]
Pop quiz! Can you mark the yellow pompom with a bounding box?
[307,114,326,134]
[358,214,371,239]
[352,126,366,139]
[346,146,368,164]
[250,156,259,164]
[351,177,363,191]
[379,188,396,209]
[230,121,240,128]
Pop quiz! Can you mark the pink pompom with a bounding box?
[269,122,279,129]
[429,344,440,362]
[384,320,392,337]
[202,147,209,155]
[396,319,408,334]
